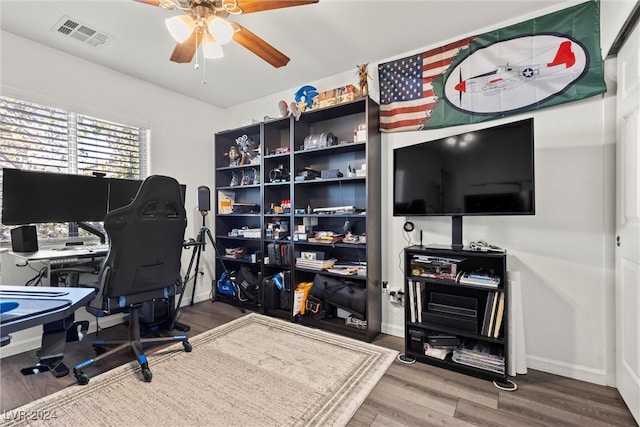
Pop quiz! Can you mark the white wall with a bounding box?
[222,1,636,387]
[1,0,636,386]
[1,31,224,356]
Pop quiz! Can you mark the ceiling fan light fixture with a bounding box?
[208,16,235,45]
[165,15,195,43]
[203,34,224,59]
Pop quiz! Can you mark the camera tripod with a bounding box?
[176,210,245,315]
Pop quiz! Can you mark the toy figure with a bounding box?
[294,85,318,112]
[228,146,240,166]
[357,64,370,97]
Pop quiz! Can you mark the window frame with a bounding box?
[0,95,150,243]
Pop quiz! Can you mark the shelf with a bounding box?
[294,176,365,185]
[293,141,366,156]
[216,234,260,239]
[216,164,260,171]
[216,184,260,190]
[409,275,502,292]
[405,350,504,382]
[264,153,291,159]
[216,213,261,217]
[294,240,366,249]
[406,321,505,344]
[220,256,259,265]
[263,181,290,187]
[214,97,381,342]
[404,246,508,382]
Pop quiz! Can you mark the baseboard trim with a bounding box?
[527,355,608,385]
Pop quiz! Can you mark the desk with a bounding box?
[10,244,109,262]
[0,285,96,377]
[10,245,108,287]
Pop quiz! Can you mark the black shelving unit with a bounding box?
[213,98,382,342]
[403,245,509,383]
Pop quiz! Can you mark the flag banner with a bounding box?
[378,0,606,132]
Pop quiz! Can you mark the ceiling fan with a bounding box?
[135,0,319,67]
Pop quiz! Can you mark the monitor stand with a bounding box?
[76,221,106,244]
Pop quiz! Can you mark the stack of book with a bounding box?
[326,263,367,276]
[452,343,505,375]
[295,257,337,270]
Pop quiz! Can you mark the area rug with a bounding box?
[1,313,397,427]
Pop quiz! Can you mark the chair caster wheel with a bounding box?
[142,368,153,382]
[94,345,107,355]
[76,372,90,385]
[183,341,193,352]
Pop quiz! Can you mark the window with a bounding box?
[0,95,149,242]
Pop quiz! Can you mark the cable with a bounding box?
[25,266,47,286]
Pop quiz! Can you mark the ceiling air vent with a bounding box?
[51,15,113,49]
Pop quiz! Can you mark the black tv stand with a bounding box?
[451,215,463,251]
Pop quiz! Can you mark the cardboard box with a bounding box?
[301,251,326,260]
[242,229,261,239]
[313,85,358,109]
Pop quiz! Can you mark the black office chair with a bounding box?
[73,175,191,385]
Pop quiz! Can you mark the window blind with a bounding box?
[0,95,149,240]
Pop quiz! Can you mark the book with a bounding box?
[416,281,423,323]
[487,291,499,336]
[295,258,337,270]
[408,279,416,323]
[481,291,495,336]
[492,292,506,338]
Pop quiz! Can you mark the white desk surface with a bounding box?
[10,245,108,261]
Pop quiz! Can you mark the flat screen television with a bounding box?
[393,118,535,249]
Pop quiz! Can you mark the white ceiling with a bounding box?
[0,0,611,109]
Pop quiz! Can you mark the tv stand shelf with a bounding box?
[403,245,509,383]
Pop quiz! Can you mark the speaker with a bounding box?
[11,225,38,253]
[197,186,211,212]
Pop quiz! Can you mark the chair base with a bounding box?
[73,305,191,385]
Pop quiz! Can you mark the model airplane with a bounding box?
[454,41,576,96]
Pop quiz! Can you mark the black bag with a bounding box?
[305,294,336,319]
[261,274,280,309]
[280,271,292,310]
[267,243,291,267]
[234,266,260,302]
[311,274,366,320]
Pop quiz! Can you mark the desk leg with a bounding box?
[20,314,84,378]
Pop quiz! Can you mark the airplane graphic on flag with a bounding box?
[378,1,606,133]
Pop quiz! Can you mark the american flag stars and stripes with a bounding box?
[379,37,475,132]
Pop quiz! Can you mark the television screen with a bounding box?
[2,168,109,225]
[393,118,535,216]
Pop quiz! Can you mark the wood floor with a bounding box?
[1,300,636,426]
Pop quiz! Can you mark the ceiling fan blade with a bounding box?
[170,31,201,63]
[232,23,290,68]
[134,0,162,6]
[235,0,318,14]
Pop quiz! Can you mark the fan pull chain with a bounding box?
[201,35,207,84]
[193,30,200,71]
